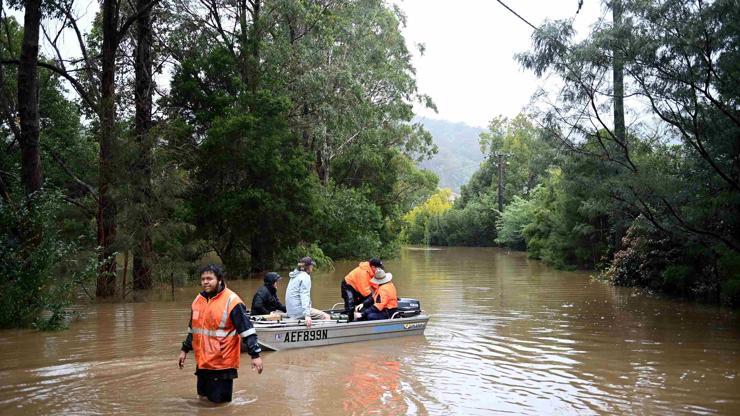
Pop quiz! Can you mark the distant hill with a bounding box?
[416,117,486,192]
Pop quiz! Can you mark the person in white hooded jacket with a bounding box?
[285,256,330,327]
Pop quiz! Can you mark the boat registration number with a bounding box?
[277,329,329,343]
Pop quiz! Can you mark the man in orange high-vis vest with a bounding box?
[177,264,263,403]
[341,258,383,322]
[355,272,398,321]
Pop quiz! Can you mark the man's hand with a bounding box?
[178,351,187,369]
[354,312,362,320]
[305,315,313,327]
[251,357,264,374]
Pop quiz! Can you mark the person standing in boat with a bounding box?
[342,258,384,321]
[355,272,398,321]
[251,272,287,316]
[177,264,263,403]
[285,256,330,327]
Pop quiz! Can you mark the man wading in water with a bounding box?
[178,264,263,403]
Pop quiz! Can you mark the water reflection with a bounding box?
[342,359,405,415]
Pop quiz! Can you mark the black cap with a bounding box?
[299,256,315,267]
[369,258,383,268]
[264,272,281,285]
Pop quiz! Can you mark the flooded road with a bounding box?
[1,247,738,415]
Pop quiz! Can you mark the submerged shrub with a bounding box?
[0,191,93,330]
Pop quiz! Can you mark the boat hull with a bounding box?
[254,315,429,351]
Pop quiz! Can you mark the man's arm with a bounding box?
[178,312,193,368]
[251,290,268,315]
[299,276,312,317]
[181,313,193,352]
[276,296,287,313]
[230,303,261,358]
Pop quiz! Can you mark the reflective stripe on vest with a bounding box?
[189,287,244,370]
[218,293,237,330]
[187,327,256,338]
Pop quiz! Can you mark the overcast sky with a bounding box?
[395,0,604,128]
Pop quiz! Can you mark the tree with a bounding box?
[516,0,739,256]
[402,188,452,245]
[187,92,317,274]
[16,0,43,195]
[512,0,739,300]
[131,0,155,289]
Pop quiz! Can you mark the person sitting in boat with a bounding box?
[285,256,330,327]
[251,272,287,316]
[354,272,398,321]
[342,258,384,322]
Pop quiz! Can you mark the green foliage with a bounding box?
[605,218,724,301]
[0,191,94,330]
[508,0,740,304]
[495,196,532,250]
[314,183,383,260]
[426,114,554,248]
[718,250,740,306]
[428,195,498,247]
[275,242,334,271]
[401,188,453,244]
[188,92,317,274]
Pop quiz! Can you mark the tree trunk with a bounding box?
[250,233,271,273]
[612,0,625,145]
[132,0,154,290]
[17,0,43,195]
[96,0,119,297]
[497,153,504,212]
[611,0,626,250]
[247,0,261,93]
[316,145,329,185]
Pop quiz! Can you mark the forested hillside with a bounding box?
[416,117,484,192]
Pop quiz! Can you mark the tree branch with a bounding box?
[43,145,99,202]
[1,59,97,111]
[118,0,160,40]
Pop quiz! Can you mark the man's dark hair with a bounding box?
[369,258,383,268]
[199,264,225,281]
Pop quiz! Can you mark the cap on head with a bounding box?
[264,272,281,285]
[370,271,392,285]
[199,264,225,281]
[298,256,315,268]
[369,258,383,269]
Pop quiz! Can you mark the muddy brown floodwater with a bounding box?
[1,247,739,415]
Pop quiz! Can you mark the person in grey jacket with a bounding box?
[285,256,330,327]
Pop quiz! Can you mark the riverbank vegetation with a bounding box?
[0,0,439,328]
[403,0,740,306]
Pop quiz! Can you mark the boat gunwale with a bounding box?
[252,314,430,332]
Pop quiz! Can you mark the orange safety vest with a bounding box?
[189,287,247,370]
[344,262,375,297]
[371,282,398,311]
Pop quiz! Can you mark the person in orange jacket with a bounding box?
[177,264,263,403]
[341,258,383,321]
[354,272,398,321]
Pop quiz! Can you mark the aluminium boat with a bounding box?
[250,298,428,351]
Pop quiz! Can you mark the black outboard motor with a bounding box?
[395,298,421,318]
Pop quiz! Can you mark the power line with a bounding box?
[495,0,538,31]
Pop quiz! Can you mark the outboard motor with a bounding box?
[395,298,421,318]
